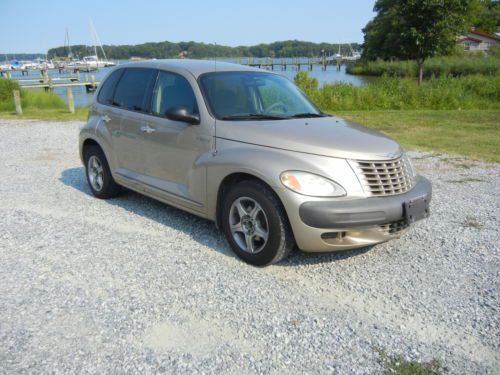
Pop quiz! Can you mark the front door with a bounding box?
[142,70,210,209]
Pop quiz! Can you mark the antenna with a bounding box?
[213,42,217,156]
[214,42,217,72]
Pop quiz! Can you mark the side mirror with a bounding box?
[165,106,200,125]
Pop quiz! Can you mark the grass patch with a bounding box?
[381,354,444,375]
[0,106,88,121]
[347,55,500,78]
[463,216,483,229]
[0,79,88,121]
[332,110,500,162]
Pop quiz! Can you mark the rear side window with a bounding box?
[97,68,124,105]
[112,68,156,112]
[152,71,198,116]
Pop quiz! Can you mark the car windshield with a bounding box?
[199,71,323,120]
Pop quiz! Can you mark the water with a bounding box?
[9,58,369,108]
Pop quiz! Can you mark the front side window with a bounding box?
[152,71,198,116]
[199,72,321,120]
[112,68,156,112]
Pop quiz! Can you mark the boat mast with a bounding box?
[65,27,73,59]
[89,17,108,62]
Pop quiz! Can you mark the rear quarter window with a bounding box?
[97,68,124,105]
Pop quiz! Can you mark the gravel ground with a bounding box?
[0,119,498,375]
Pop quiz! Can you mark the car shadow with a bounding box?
[279,246,373,267]
[60,167,373,266]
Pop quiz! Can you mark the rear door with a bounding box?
[111,68,157,176]
[94,68,125,156]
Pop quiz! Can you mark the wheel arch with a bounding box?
[214,172,287,230]
[80,136,113,170]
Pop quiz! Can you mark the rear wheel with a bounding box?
[84,145,121,199]
[221,180,295,266]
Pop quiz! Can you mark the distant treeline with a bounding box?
[0,53,45,61]
[47,40,361,60]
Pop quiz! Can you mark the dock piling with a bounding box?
[13,90,22,115]
[66,88,75,114]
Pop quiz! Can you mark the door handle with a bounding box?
[101,115,111,123]
[140,125,156,134]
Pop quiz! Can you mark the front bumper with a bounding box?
[299,176,431,229]
[278,176,432,252]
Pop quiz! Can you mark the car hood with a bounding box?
[216,116,402,160]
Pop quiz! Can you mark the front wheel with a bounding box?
[221,180,295,266]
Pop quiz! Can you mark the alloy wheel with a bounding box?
[229,197,269,253]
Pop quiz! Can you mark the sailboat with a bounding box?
[53,28,79,70]
[344,44,361,61]
[64,20,115,72]
[334,44,342,59]
[78,18,115,70]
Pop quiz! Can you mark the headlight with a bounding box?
[280,171,346,197]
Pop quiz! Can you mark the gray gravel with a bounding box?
[0,119,498,375]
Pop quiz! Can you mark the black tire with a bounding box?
[84,145,121,199]
[221,180,295,266]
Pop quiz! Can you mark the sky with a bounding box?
[0,0,376,53]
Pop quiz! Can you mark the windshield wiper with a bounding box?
[289,112,328,118]
[222,113,289,121]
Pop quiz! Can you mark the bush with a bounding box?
[488,45,500,57]
[0,79,20,109]
[294,71,318,96]
[347,55,500,78]
[294,72,500,111]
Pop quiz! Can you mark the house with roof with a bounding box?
[458,28,500,51]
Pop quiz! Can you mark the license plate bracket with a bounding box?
[404,196,430,224]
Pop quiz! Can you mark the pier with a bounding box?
[238,57,358,71]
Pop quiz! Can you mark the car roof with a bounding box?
[115,59,264,78]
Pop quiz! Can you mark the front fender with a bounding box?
[203,138,362,221]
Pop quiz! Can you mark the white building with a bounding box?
[458,29,500,51]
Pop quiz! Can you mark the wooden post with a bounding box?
[66,88,75,113]
[13,90,22,115]
[91,74,96,89]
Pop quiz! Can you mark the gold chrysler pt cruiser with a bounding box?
[79,60,431,266]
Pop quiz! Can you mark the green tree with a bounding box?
[362,0,475,84]
[473,0,500,33]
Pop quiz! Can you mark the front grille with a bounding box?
[351,155,415,196]
[379,219,409,235]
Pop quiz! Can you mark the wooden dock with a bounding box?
[13,76,80,83]
[19,81,99,92]
[2,70,99,92]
